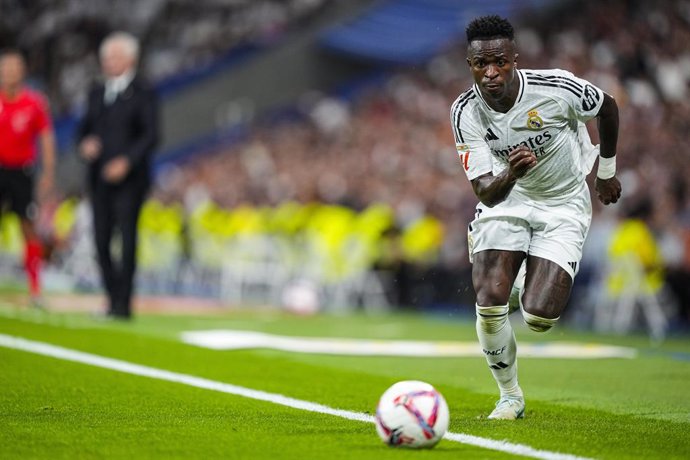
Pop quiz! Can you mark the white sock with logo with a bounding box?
[476,304,522,398]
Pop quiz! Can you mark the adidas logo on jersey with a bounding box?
[484,127,499,142]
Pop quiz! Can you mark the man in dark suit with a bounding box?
[77,32,158,319]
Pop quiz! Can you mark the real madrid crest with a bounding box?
[526,110,543,130]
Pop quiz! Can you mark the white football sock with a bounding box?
[476,304,522,398]
[522,308,559,332]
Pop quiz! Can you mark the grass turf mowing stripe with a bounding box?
[0,333,591,460]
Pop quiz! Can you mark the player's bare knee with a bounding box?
[475,282,512,306]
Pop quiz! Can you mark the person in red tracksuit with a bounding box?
[0,49,56,307]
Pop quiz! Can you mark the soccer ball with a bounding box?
[375,380,449,448]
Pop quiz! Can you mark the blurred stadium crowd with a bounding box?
[1,0,689,332]
[0,0,330,113]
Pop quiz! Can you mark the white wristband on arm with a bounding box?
[597,155,616,180]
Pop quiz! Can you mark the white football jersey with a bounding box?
[450,68,605,203]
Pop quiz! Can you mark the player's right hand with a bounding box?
[507,146,537,179]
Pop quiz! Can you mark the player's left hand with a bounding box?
[103,156,131,183]
[595,176,622,205]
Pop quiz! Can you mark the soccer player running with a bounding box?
[0,49,56,307]
[450,16,621,419]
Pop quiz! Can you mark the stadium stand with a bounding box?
[0,0,332,114]
[1,0,689,330]
[319,0,543,65]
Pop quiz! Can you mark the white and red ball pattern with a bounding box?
[375,380,450,448]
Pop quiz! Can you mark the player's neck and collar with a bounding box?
[0,84,26,102]
[473,69,525,114]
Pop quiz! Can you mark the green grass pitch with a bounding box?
[1,303,689,459]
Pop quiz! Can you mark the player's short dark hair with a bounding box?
[466,15,514,43]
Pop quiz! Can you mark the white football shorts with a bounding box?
[467,184,592,279]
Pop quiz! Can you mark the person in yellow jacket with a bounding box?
[605,199,669,340]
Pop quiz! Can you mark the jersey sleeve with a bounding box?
[550,69,605,122]
[450,102,492,180]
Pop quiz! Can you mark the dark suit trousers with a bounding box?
[91,180,146,317]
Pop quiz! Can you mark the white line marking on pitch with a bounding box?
[0,334,593,460]
[181,329,637,359]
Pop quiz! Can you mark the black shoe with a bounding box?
[108,312,131,321]
[91,309,130,322]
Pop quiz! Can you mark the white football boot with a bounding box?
[487,395,525,420]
